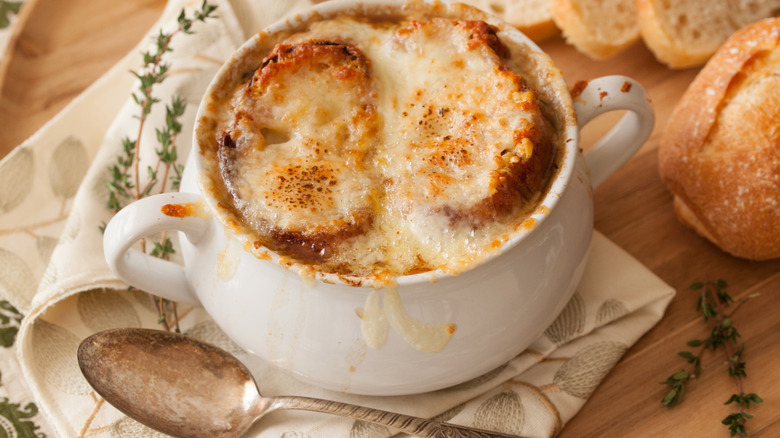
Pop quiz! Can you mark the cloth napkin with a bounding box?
[0,0,675,437]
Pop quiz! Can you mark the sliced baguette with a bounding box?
[638,0,780,68]
[462,0,558,41]
[658,18,780,260]
[550,0,639,59]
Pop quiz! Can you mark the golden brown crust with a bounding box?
[635,0,710,68]
[389,18,555,225]
[457,0,559,42]
[219,40,378,263]
[251,40,370,91]
[551,0,639,59]
[659,18,780,260]
[470,81,553,223]
[456,20,510,58]
[201,12,567,277]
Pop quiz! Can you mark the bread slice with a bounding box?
[638,0,780,68]
[385,19,556,226]
[550,0,639,59]
[218,41,380,263]
[658,18,780,260]
[461,0,558,41]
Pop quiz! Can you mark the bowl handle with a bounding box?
[574,75,655,189]
[103,192,209,306]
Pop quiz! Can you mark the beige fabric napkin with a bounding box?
[0,0,675,437]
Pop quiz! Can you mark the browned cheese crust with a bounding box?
[389,19,554,225]
[214,17,557,274]
[659,18,780,260]
[218,41,380,262]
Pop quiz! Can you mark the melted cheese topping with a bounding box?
[359,288,455,352]
[359,289,388,349]
[216,16,558,277]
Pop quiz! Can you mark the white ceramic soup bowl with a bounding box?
[103,0,654,395]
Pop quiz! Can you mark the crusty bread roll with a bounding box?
[551,0,639,59]
[461,0,558,41]
[659,18,780,261]
[638,0,780,68]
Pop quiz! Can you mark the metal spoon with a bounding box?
[78,328,521,438]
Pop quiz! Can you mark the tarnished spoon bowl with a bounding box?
[77,328,522,438]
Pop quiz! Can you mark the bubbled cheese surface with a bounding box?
[215,16,560,278]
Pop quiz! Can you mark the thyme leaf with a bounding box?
[660,279,762,436]
[102,1,217,332]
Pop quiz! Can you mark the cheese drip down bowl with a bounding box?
[103,0,654,395]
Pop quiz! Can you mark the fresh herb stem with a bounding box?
[104,1,217,332]
[661,279,762,437]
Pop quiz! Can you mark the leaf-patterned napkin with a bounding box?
[0,0,675,437]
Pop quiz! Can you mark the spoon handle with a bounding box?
[268,396,522,438]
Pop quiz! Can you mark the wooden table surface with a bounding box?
[1,1,778,437]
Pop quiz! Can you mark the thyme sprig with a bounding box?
[103,1,217,331]
[661,279,762,436]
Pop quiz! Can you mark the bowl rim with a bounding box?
[192,0,582,288]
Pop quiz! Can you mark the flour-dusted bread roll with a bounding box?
[462,0,558,41]
[659,18,780,261]
[638,0,780,68]
[550,0,639,59]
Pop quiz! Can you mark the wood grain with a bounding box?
[1,2,778,437]
[544,36,780,438]
[0,0,166,156]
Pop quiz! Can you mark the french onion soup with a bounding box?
[197,7,573,283]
